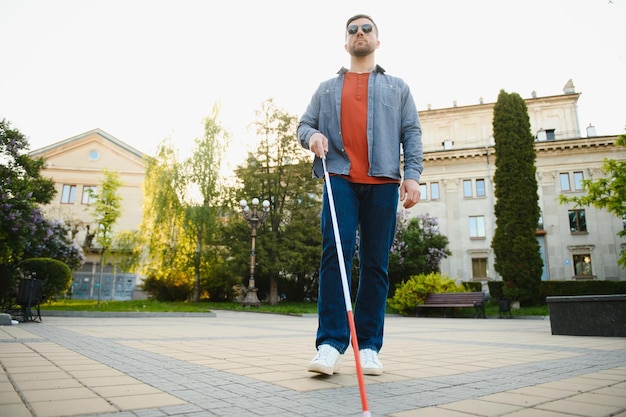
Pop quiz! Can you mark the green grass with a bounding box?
[41,299,549,317]
[40,299,319,315]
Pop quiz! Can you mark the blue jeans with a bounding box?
[316,176,399,354]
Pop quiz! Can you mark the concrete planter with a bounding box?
[547,294,626,337]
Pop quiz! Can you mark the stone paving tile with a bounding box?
[28,397,117,417]
[534,398,622,416]
[0,402,32,417]
[438,398,524,415]
[21,386,101,402]
[477,392,552,407]
[1,313,625,417]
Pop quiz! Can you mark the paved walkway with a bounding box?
[0,311,625,417]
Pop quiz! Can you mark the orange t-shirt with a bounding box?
[340,72,399,185]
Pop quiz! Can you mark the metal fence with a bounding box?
[71,272,136,300]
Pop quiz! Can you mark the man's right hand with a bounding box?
[309,133,328,159]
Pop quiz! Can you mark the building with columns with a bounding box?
[409,80,625,285]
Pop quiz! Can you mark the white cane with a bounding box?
[322,157,371,417]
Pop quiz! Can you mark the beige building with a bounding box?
[30,129,146,299]
[410,80,626,285]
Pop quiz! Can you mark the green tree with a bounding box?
[0,119,56,264]
[139,141,193,300]
[110,230,143,274]
[491,90,543,305]
[1,120,83,304]
[388,213,451,295]
[90,169,123,306]
[139,106,233,302]
[184,104,230,302]
[228,99,321,303]
[558,133,626,267]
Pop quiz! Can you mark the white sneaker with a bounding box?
[360,348,383,375]
[308,344,341,375]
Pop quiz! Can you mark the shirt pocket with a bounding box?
[380,83,401,109]
[319,87,335,115]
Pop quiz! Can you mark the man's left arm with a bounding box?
[399,83,423,209]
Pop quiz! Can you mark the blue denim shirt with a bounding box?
[297,65,423,183]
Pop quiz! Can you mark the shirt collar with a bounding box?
[338,64,386,75]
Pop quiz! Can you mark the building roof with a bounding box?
[29,128,144,159]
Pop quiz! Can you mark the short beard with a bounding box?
[349,44,373,57]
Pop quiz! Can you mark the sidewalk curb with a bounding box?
[41,310,217,318]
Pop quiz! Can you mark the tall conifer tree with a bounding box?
[491,90,543,305]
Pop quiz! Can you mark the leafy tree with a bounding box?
[0,119,56,264]
[1,120,83,282]
[139,106,233,302]
[388,212,451,295]
[227,99,321,303]
[184,104,230,301]
[90,169,122,305]
[279,188,322,301]
[109,230,143,274]
[558,133,626,267]
[22,218,84,271]
[491,90,543,306]
[139,141,194,300]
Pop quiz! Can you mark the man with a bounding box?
[297,14,423,376]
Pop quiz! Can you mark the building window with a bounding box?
[568,209,587,233]
[463,179,486,198]
[463,180,472,197]
[560,171,584,192]
[475,179,485,197]
[573,171,584,190]
[472,257,488,279]
[430,182,440,200]
[418,182,441,201]
[560,173,571,191]
[82,186,97,205]
[545,129,556,140]
[419,183,427,200]
[61,184,77,204]
[573,254,592,277]
[469,215,486,238]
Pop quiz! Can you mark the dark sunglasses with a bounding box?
[347,23,373,35]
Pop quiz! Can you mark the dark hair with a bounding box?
[346,14,378,35]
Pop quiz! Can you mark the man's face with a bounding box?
[345,18,379,57]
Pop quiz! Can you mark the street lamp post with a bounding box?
[239,198,270,307]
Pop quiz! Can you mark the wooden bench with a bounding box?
[416,292,486,318]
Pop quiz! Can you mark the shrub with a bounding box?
[462,281,483,292]
[142,272,193,301]
[540,280,626,298]
[488,280,626,305]
[388,273,467,316]
[487,281,505,300]
[17,258,72,299]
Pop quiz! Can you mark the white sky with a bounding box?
[1,0,624,171]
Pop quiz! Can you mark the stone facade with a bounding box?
[409,83,625,284]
